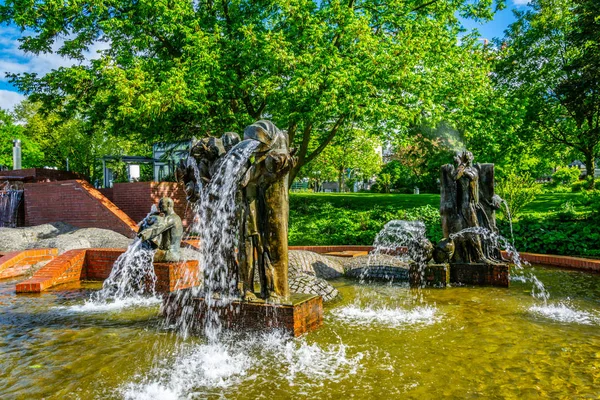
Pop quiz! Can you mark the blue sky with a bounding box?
[0,0,530,111]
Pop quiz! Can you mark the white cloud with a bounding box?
[0,25,110,81]
[513,0,531,6]
[0,90,26,110]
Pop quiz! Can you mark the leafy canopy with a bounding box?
[494,0,600,188]
[1,0,504,179]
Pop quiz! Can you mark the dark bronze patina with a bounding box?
[176,120,296,302]
[438,151,503,264]
[138,197,184,262]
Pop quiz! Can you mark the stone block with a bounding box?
[449,262,509,287]
[162,292,323,337]
[409,263,450,287]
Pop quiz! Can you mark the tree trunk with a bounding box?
[584,151,596,189]
[338,167,346,193]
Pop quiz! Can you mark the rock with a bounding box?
[24,227,132,253]
[0,222,134,253]
[0,222,77,252]
[67,228,132,249]
[27,237,93,253]
[288,274,340,302]
[288,250,344,279]
[342,254,410,281]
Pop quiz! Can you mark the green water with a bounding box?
[1,266,599,399]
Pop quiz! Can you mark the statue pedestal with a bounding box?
[162,292,323,337]
[449,262,509,287]
[409,263,450,287]
[152,260,201,293]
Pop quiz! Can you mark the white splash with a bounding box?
[120,332,364,398]
[331,305,441,327]
[529,302,598,325]
[59,296,162,313]
[122,343,252,400]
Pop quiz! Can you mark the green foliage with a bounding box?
[499,213,600,257]
[289,200,441,246]
[494,0,600,188]
[0,0,502,179]
[571,180,588,193]
[373,161,414,193]
[12,101,150,182]
[0,108,44,168]
[296,128,382,191]
[495,171,542,217]
[288,193,441,245]
[579,190,600,217]
[382,123,457,192]
[289,192,600,257]
[552,167,581,186]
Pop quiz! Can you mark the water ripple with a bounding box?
[331,305,441,327]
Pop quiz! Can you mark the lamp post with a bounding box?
[12,139,21,170]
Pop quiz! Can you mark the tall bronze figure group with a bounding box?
[437,150,503,264]
[176,120,296,302]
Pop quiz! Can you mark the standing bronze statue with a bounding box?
[438,151,502,264]
[240,121,296,301]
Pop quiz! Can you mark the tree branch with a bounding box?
[304,116,346,165]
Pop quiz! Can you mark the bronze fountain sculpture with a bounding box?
[432,150,508,286]
[137,197,184,263]
[176,120,296,302]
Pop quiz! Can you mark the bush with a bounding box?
[288,201,441,246]
[571,180,587,192]
[495,171,542,217]
[580,190,600,218]
[552,166,581,186]
[498,213,600,257]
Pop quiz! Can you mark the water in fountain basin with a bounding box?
[445,226,587,325]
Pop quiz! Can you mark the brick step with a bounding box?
[0,248,58,280]
[15,248,200,294]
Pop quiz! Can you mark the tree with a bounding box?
[494,0,600,188]
[296,128,382,191]
[385,123,457,191]
[12,101,148,181]
[1,0,503,182]
[0,108,44,169]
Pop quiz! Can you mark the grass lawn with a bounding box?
[290,192,588,214]
[520,193,586,214]
[290,192,440,210]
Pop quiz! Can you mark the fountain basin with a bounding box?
[15,248,200,294]
[163,291,323,337]
[0,263,598,398]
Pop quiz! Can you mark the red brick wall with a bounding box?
[15,249,87,293]
[0,168,86,182]
[99,188,114,202]
[112,182,153,224]
[85,248,126,280]
[24,180,138,237]
[112,182,193,227]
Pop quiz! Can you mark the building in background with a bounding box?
[102,140,191,188]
